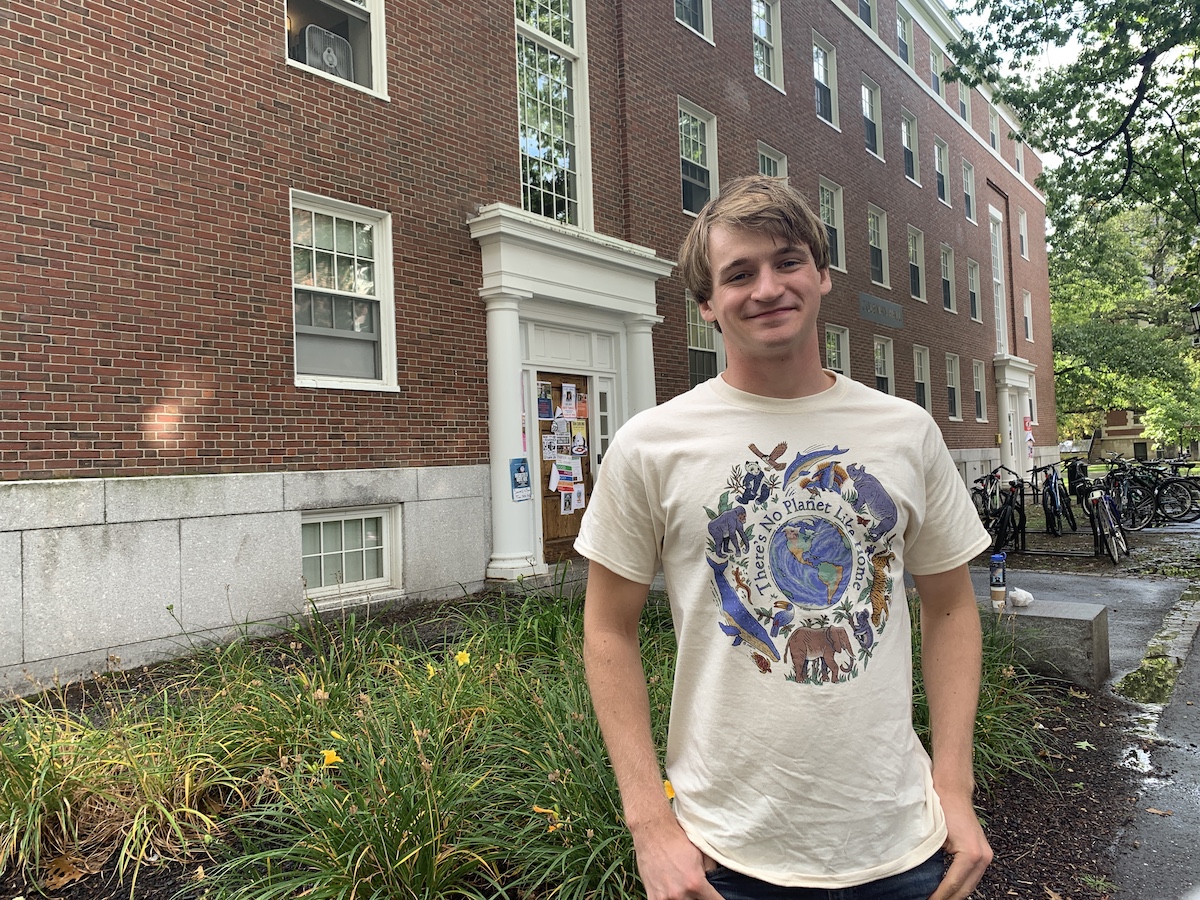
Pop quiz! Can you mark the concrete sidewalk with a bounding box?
[967,567,1200,900]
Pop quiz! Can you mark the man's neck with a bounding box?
[720,357,836,399]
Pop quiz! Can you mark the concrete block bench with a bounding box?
[977,597,1111,690]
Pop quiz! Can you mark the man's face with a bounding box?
[698,225,831,365]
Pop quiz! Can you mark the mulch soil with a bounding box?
[4,517,1191,900]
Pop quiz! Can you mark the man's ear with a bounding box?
[697,299,723,333]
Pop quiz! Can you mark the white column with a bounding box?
[625,314,660,418]
[996,387,1016,474]
[483,290,540,579]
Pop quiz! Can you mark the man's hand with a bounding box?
[630,818,724,900]
[929,793,992,900]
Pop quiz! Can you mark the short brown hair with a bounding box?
[677,175,830,304]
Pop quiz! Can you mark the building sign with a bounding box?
[858,293,904,329]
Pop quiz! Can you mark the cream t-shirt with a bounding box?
[576,373,990,888]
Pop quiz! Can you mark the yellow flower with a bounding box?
[426,662,437,680]
[322,749,342,768]
[663,779,675,800]
[455,650,471,667]
[330,730,344,741]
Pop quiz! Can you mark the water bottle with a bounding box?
[989,552,1007,610]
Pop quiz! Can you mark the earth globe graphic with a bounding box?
[767,516,854,608]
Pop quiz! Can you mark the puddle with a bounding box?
[1113,587,1200,705]
[1115,656,1183,704]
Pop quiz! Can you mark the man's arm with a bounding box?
[582,560,721,900]
[911,564,994,900]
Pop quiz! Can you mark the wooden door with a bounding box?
[536,372,594,563]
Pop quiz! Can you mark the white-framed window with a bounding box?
[1028,375,1039,424]
[934,137,949,203]
[913,345,930,411]
[1015,141,1025,176]
[874,337,894,394]
[675,0,711,39]
[819,177,845,271]
[963,160,976,221]
[929,49,943,98]
[862,77,882,156]
[825,324,850,375]
[967,258,981,320]
[517,0,589,226]
[941,245,955,311]
[868,206,888,285]
[901,109,919,182]
[679,99,717,215]
[758,142,788,180]
[1018,208,1029,258]
[858,0,875,30]
[1023,289,1034,341]
[291,192,397,390]
[957,81,971,122]
[285,0,386,95]
[302,507,397,596]
[908,227,925,300]
[752,0,782,88]
[973,360,987,421]
[813,34,838,127]
[989,107,1001,150]
[896,7,913,66]
[687,293,723,386]
[989,212,1009,355]
[946,353,961,420]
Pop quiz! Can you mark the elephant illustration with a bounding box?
[783,626,855,683]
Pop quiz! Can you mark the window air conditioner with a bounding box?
[305,25,353,80]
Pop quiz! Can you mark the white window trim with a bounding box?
[973,360,987,422]
[1015,141,1025,177]
[675,0,714,42]
[285,0,389,99]
[1029,375,1039,424]
[896,6,913,68]
[929,49,943,99]
[752,0,784,91]
[941,245,956,312]
[679,97,718,217]
[1023,289,1034,341]
[913,344,931,412]
[290,190,398,392]
[874,336,894,395]
[862,75,883,159]
[946,353,962,421]
[686,291,725,385]
[819,176,845,272]
[989,107,1001,151]
[825,324,850,376]
[908,226,925,302]
[301,505,401,598]
[901,108,920,184]
[934,137,950,206]
[967,258,982,322]
[758,141,788,180]
[813,32,839,130]
[857,0,877,32]
[1018,208,1029,259]
[957,82,971,123]
[963,160,977,223]
[868,205,889,287]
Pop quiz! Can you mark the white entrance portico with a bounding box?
[993,354,1037,476]
[468,204,675,578]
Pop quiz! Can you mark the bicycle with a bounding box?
[1102,453,1197,528]
[987,472,1027,554]
[1031,461,1077,536]
[1084,478,1128,563]
[971,465,1020,530]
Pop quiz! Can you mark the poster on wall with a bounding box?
[576,392,588,418]
[573,483,586,510]
[555,454,575,493]
[537,382,553,419]
[560,491,574,515]
[509,458,531,502]
[541,433,557,461]
[571,420,588,455]
[561,383,577,420]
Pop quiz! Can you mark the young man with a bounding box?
[577,175,993,900]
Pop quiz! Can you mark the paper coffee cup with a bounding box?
[990,586,1006,611]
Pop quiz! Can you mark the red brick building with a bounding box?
[0,0,1053,689]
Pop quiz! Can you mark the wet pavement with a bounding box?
[967,561,1200,900]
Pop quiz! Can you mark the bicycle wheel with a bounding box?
[1095,501,1120,563]
[1105,497,1129,556]
[991,506,1013,553]
[1042,486,1062,536]
[971,487,990,525]
[1158,478,1200,523]
[1058,484,1077,532]
[1123,484,1155,531]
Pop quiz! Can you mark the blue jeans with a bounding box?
[704,850,945,900]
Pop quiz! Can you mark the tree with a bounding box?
[1049,211,1193,439]
[949,1,1200,301]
